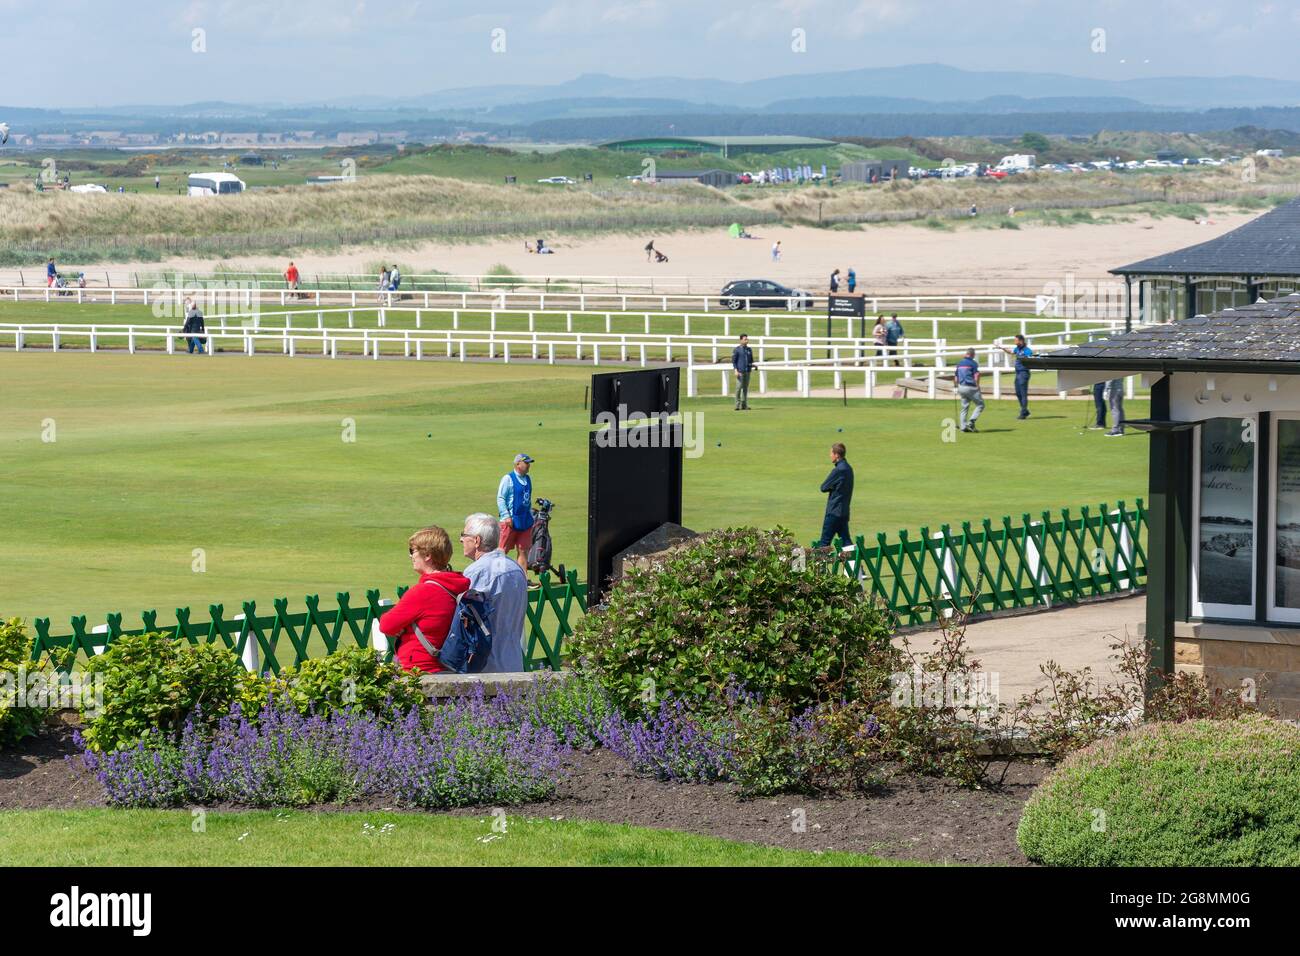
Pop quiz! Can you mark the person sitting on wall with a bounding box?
[378,526,471,674]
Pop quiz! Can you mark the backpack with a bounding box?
[412,581,494,674]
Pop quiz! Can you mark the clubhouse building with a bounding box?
[1112,197,1300,325]
[1030,295,1300,717]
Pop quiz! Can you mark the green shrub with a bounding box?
[280,646,423,718]
[570,527,896,716]
[0,618,53,747]
[1017,716,1300,866]
[81,632,269,752]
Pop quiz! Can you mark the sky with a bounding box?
[1,0,1295,107]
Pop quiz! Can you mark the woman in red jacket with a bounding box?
[379,526,471,673]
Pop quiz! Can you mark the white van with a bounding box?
[188,173,246,196]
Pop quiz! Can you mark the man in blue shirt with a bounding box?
[955,348,985,433]
[847,268,857,293]
[461,512,528,672]
[999,333,1033,419]
[731,333,755,411]
[496,453,535,572]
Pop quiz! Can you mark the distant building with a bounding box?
[652,169,740,187]
[600,135,836,156]
[840,160,906,183]
[1112,197,1300,323]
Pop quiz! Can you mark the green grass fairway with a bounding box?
[0,350,1148,626]
[0,809,905,866]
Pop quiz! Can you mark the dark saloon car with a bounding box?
[719,279,812,310]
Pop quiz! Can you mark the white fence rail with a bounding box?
[0,284,1049,316]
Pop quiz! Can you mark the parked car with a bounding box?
[719,279,812,311]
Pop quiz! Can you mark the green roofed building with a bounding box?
[599,135,837,156]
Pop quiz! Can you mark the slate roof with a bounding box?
[1025,294,1300,373]
[1111,197,1300,277]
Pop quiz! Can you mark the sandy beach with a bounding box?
[17,209,1259,296]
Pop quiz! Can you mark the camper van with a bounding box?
[994,154,1036,172]
[187,173,246,196]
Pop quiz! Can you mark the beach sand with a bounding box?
[34,209,1259,296]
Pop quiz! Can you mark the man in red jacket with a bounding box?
[379,526,470,673]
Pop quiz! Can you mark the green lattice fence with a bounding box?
[31,569,586,675]
[815,500,1147,627]
[30,501,1145,672]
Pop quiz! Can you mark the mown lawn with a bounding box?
[0,809,908,867]
[0,347,1147,626]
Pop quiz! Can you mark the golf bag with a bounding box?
[527,498,564,579]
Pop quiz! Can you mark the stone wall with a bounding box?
[1174,622,1300,717]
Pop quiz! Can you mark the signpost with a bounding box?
[826,293,865,358]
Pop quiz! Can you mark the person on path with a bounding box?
[1105,378,1126,437]
[182,298,206,354]
[645,240,655,262]
[154,175,160,189]
[829,269,840,293]
[771,240,781,262]
[497,453,536,573]
[46,258,57,288]
[955,348,984,432]
[284,261,301,298]
[999,333,1034,419]
[872,315,887,361]
[378,526,471,674]
[731,333,754,411]
[847,268,857,293]
[816,442,855,550]
[461,512,528,673]
[885,313,904,366]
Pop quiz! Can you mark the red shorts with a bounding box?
[500,522,533,553]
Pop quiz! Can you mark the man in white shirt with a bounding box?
[460,512,528,672]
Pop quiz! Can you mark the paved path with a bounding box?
[897,595,1146,709]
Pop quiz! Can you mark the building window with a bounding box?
[1192,416,1257,619]
[1269,415,1300,621]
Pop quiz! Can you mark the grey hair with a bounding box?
[464,512,499,550]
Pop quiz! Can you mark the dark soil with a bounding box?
[0,721,105,811]
[0,722,1045,865]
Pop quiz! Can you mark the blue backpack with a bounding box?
[413,581,494,674]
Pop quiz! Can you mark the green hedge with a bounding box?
[570,527,896,716]
[1017,716,1300,866]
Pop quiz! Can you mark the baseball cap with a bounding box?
[514,453,535,464]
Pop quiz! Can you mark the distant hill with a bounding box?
[397,64,1300,113]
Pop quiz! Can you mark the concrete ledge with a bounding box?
[1175,620,1300,646]
[418,670,572,699]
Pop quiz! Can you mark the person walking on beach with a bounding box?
[955,348,984,432]
[999,333,1034,419]
[847,268,857,293]
[816,442,854,550]
[829,269,840,293]
[771,240,781,262]
[731,333,754,411]
[644,240,655,262]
